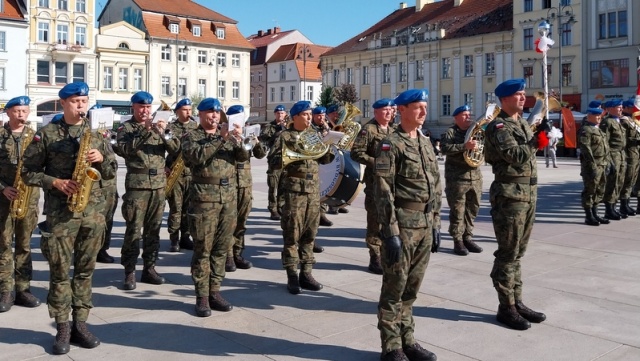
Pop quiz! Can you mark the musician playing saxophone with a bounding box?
[21,82,116,354]
[440,105,484,256]
[0,96,41,313]
[268,101,335,295]
[166,98,198,252]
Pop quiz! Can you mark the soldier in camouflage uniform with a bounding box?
[166,98,198,252]
[0,96,42,313]
[350,98,396,274]
[484,79,547,331]
[599,100,627,220]
[259,105,287,221]
[21,83,116,354]
[374,89,440,361]
[579,107,610,226]
[224,105,267,272]
[440,104,484,256]
[181,98,249,317]
[113,91,179,290]
[268,101,335,295]
[310,106,334,230]
[619,99,640,216]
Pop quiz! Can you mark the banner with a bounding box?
[561,108,576,148]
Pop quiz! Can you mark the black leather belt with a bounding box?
[288,171,314,180]
[192,176,229,186]
[495,175,537,185]
[128,167,164,175]
[394,199,433,213]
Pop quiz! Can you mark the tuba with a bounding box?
[527,92,562,130]
[281,125,330,167]
[68,114,102,213]
[165,153,184,193]
[335,103,362,150]
[463,103,501,167]
[10,125,36,219]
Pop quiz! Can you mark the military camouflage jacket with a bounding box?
[113,117,180,190]
[98,130,119,191]
[619,115,640,155]
[441,125,482,181]
[350,118,396,188]
[374,127,442,239]
[165,117,198,176]
[236,142,267,188]
[578,123,609,172]
[181,126,249,203]
[268,127,335,194]
[599,115,626,151]
[484,112,537,202]
[259,120,286,153]
[0,124,35,193]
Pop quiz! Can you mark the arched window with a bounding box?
[117,42,130,50]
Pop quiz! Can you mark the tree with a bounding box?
[318,86,335,107]
[188,93,206,115]
[333,83,359,105]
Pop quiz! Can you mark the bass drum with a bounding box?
[319,146,364,208]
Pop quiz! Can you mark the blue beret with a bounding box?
[5,96,30,109]
[312,106,326,115]
[51,113,64,124]
[586,108,604,115]
[290,101,312,117]
[394,89,429,106]
[588,100,602,108]
[604,99,623,108]
[274,104,286,112]
[327,104,339,113]
[372,98,395,109]
[495,78,525,98]
[59,82,89,99]
[226,105,244,115]
[131,91,153,104]
[197,98,222,112]
[452,105,471,117]
[175,98,192,110]
[622,99,635,108]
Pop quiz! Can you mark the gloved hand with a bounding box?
[536,117,551,133]
[431,228,440,253]
[384,236,402,264]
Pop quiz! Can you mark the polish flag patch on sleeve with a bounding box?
[33,134,41,142]
[381,143,391,151]
[495,122,504,129]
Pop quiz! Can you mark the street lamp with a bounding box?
[405,26,421,87]
[297,44,313,101]
[547,2,576,129]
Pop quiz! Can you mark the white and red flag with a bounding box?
[534,35,555,54]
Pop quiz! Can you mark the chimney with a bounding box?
[274,27,280,34]
[266,28,272,35]
[454,0,464,6]
[399,2,406,9]
[416,0,435,11]
[257,30,263,37]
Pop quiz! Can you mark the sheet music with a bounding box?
[244,124,261,138]
[152,111,173,124]
[227,113,245,132]
[89,108,115,130]
[322,130,345,145]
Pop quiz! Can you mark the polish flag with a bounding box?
[535,35,554,53]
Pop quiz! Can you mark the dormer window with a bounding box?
[216,28,225,39]
[212,23,226,39]
[170,23,179,34]
[193,26,201,37]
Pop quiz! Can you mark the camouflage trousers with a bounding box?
[604,150,626,203]
[281,191,319,273]
[620,149,639,199]
[0,197,38,293]
[102,187,118,251]
[445,179,482,242]
[581,164,606,208]
[230,186,252,256]
[378,220,433,354]
[189,201,237,296]
[489,195,536,306]
[167,174,191,237]
[120,188,165,269]
[364,190,382,258]
[267,168,283,212]
[41,197,104,323]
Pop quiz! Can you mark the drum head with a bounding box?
[319,147,364,207]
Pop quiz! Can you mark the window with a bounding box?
[232,81,240,99]
[218,80,226,98]
[161,76,170,96]
[55,62,67,84]
[524,66,534,88]
[0,32,5,51]
[270,87,275,102]
[464,55,474,77]
[38,22,49,43]
[257,92,263,107]
[133,69,143,91]
[118,42,129,49]
[485,53,495,75]
[216,28,225,39]
[38,61,50,83]
[178,78,186,96]
[560,0,571,5]
[560,23,572,46]
[178,47,187,62]
[103,66,112,89]
[542,0,551,9]
[398,62,406,82]
[306,86,313,102]
[198,79,206,96]
[250,72,255,82]
[290,85,295,101]
[72,63,84,83]
[38,0,49,7]
[442,95,451,116]
[279,86,284,102]
[346,68,353,84]
[197,50,207,64]
[0,68,4,90]
[118,68,128,90]
[232,53,240,67]
[193,26,201,37]
[75,26,86,46]
[217,52,226,67]
[362,99,370,118]
[485,92,496,104]
[58,0,67,10]
[161,46,171,61]
[56,23,68,44]
[442,57,451,79]
[333,69,340,86]
[362,66,370,85]
[76,0,85,12]
[250,92,254,107]
[279,63,286,81]
[524,0,532,12]
[258,71,262,82]
[382,64,390,83]
[562,63,572,86]
[590,59,629,88]
[599,9,627,39]
[464,93,474,112]
[416,60,424,80]
[169,23,179,34]
[523,28,533,51]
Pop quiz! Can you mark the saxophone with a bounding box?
[335,103,362,150]
[10,125,35,219]
[165,153,184,193]
[68,115,102,213]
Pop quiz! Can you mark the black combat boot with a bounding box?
[123,267,136,290]
[319,214,333,227]
[515,301,547,323]
[225,256,237,272]
[195,296,211,317]
[179,234,194,250]
[141,266,165,285]
[380,349,410,361]
[15,289,41,308]
[637,197,640,215]
[604,203,621,220]
[0,291,14,312]
[613,202,627,219]
[287,272,301,295]
[622,199,636,216]
[312,243,324,253]
[463,239,483,253]
[338,207,349,213]
[52,322,71,355]
[169,233,180,252]
[403,343,437,361]
[453,241,469,256]
[96,248,114,263]
[71,321,100,349]
[234,255,253,269]
[584,207,600,226]
[496,304,531,330]
[592,204,610,224]
[368,255,383,275]
[209,291,233,312]
[299,272,323,291]
[269,209,281,221]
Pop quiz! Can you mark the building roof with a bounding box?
[247,27,296,47]
[323,0,513,56]
[269,43,332,82]
[0,0,27,21]
[133,0,236,23]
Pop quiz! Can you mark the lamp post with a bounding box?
[547,2,576,129]
[405,26,421,87]
[297,44,313,101]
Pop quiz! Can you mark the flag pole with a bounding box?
[538,21,552,123]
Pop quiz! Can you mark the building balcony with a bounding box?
[48,41,85,56]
